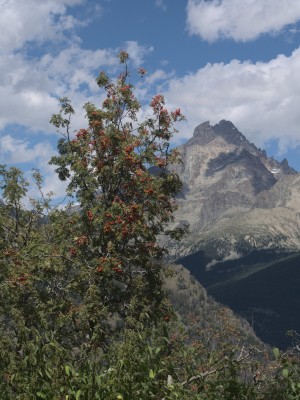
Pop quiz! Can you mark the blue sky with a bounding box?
[1,0,300,199]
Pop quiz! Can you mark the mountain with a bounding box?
[167,120,300,348]
[169,120,299,260]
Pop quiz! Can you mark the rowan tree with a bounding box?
[49,50,185,329]
[0,51,188,398]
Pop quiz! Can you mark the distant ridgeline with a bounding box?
[168,120,300,348]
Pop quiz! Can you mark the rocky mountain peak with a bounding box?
[185,120,296,178]
[170,120,299,248]
[188,121,217,146]
[213,120,248,147]
[189,120,259,155]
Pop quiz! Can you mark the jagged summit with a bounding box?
[190,120,258,154]
[186,120,295,177]
[190,121,216,146]
[213,120,248,147]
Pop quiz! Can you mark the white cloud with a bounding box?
[0,2,153,134]
[124,41,154,66]
[0,134,68,201]
[37,164,69,200]
[164,47,300,152]
[0,41,153,134]
[40,45,117,94]
[0,135,54,165]
[0,0,85,53]
[144,69,175,85]
[0,45,120,134]
[155,0,167,11]
[0,0,113,134]
[186,0,300,42]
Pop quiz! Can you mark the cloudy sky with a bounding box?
[1,0,300,199]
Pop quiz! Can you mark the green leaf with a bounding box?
[149,369,155,379]
[273,347,280,359]
[36,392,46,398]
[147,345,153,356]
[65,365,71,377]
[75,390,81,399]
[45,369,52,379]
[282,368,289,378]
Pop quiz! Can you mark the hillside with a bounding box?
[165,264,264,350]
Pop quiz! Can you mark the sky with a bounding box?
[1,0,300,201]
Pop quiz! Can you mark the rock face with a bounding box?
[169,120,300,261]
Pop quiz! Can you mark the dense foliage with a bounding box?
[0,52,300,399]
